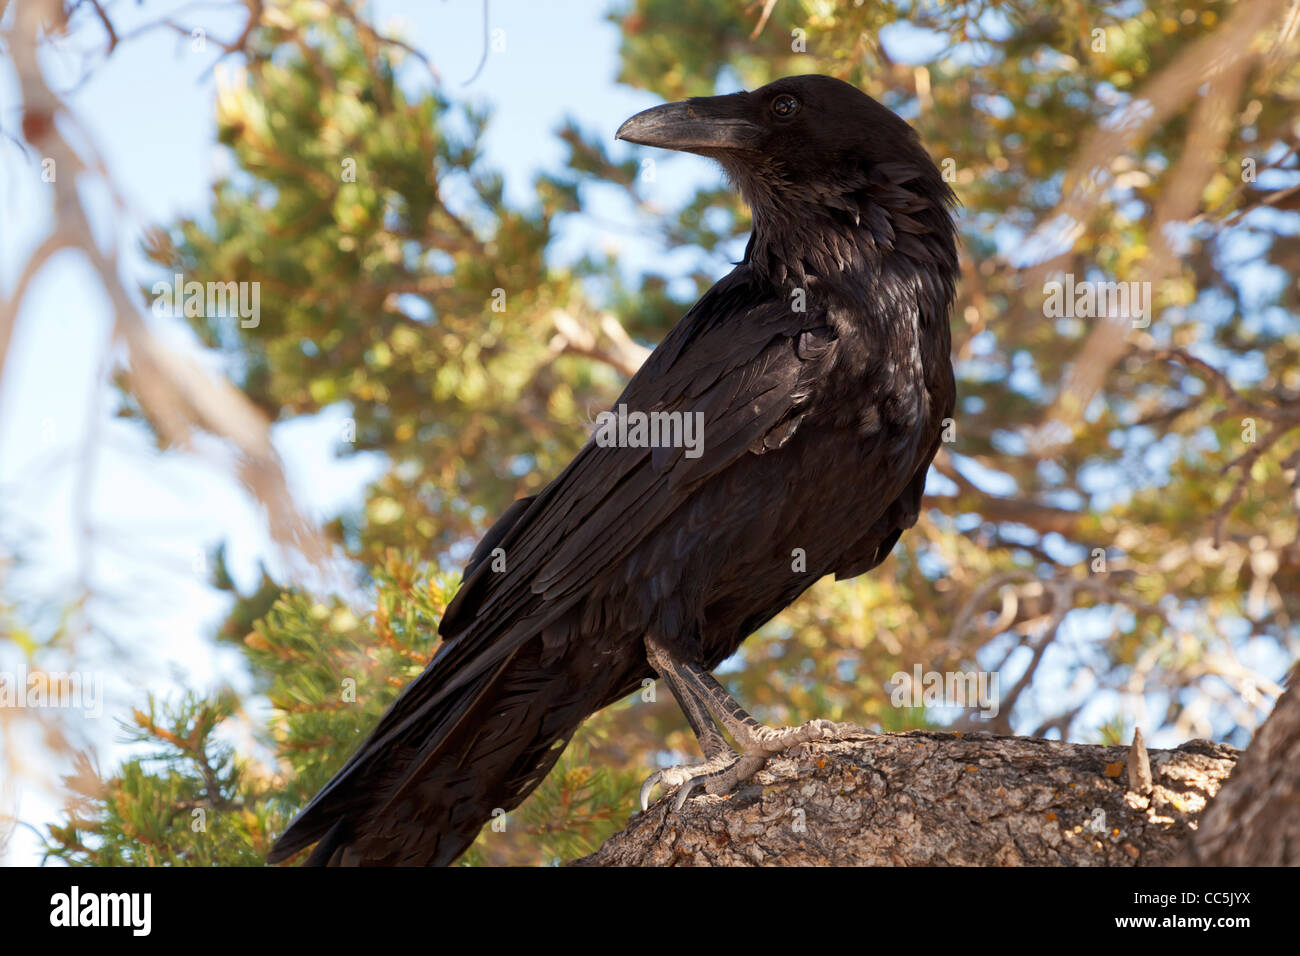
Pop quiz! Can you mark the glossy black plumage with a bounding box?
[269,75,959,866]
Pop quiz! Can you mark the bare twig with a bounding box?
[1027,0,1290,452]
[748,0,779,40]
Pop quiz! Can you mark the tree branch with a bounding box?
[577,729,1238,866]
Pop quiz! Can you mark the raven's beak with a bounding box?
[616,95,764,152]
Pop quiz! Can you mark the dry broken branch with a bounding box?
[3,0,329,566]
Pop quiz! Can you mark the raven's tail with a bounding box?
[268,637,621,866]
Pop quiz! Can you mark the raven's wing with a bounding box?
[421,269,833,698]
[270,269,836,855]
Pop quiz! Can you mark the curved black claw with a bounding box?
[638,762,710,812]
[639,770,665,813]
[670,753,767,810]
[640,752,738,811]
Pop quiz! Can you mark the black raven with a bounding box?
[269,74,958,866]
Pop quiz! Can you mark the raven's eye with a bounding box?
[771,94,800,118]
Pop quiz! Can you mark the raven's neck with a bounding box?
[736,166,959,420]
[737,167,959,330]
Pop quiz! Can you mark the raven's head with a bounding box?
[617,74,957,290]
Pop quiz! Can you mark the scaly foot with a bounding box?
[640,718,850,811]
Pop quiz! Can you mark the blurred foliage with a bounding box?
[41,0,1300,864]
[47,692,275,866]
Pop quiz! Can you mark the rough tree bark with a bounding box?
[1179,680,1300,865]
[575,727,1240,866]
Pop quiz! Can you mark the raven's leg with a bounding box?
[683,661,842,753]
[641,637,845,810]
[641,639,762,811]
[647,641,731,760]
